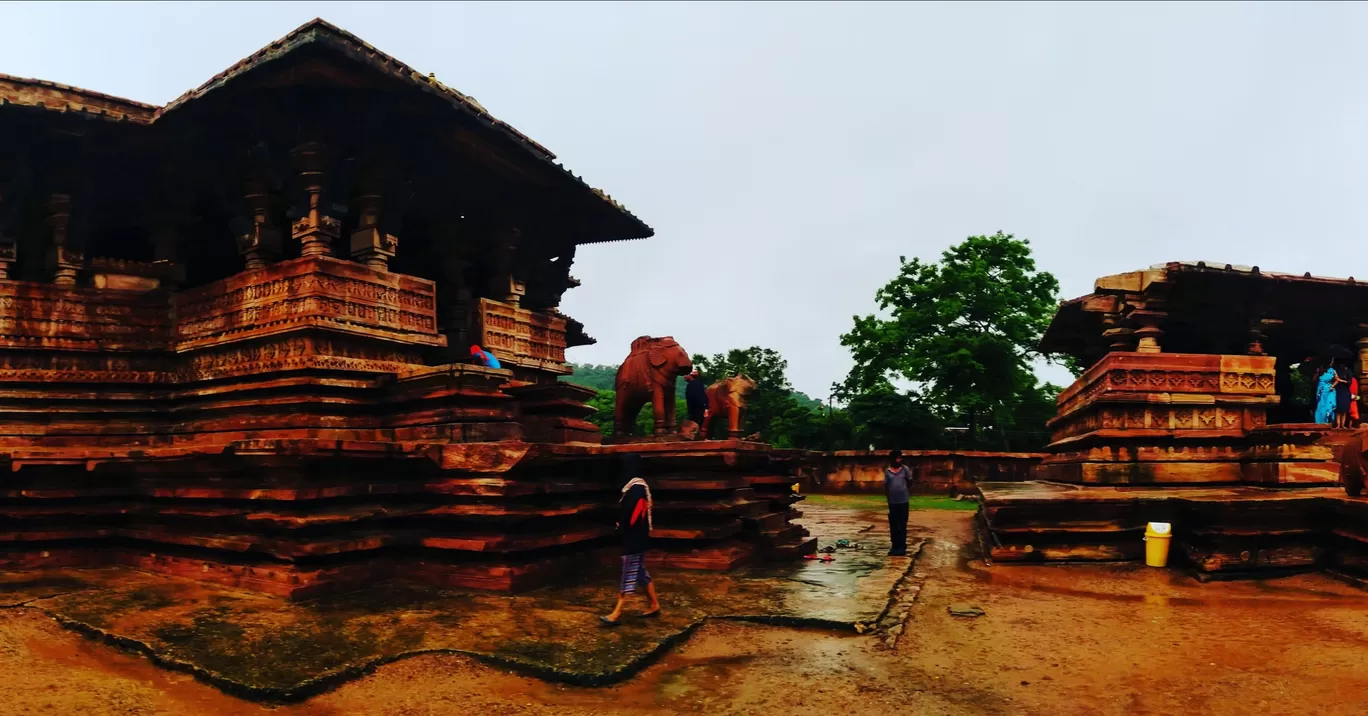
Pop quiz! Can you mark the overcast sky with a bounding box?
[5,2,1368,398]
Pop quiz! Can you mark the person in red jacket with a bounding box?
[601,453,662,626]
[1352,376,1361,427]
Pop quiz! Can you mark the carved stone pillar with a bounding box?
[289,142,338,259]
[1355,336,1368,387]
[349,184,397,271]
[236,176,281,270]
[0,236,15,279]
[45,194,81,286]
[486,226,524,306]
[433,225,476,359]
[524,243,578,311]
[1247,318,1279,357]
[1247,327,1266,356]
[1131,309,1166,354]
[0,182,15,280]
[1101,311,1134,352]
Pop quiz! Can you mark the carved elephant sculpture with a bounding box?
[614,336,693,435]
[702,374,757,439]
[1340,427,1368,497]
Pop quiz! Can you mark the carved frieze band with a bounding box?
[175,271,438,343]
[178,336,421,382]
[476,298,568,366]
[1058,369,1276,415]
[176,294,436,342]
[176,273,434,319]
[0,284,170,349]
[0,336,423,384]
[1052,405,1267,441]
[1049,444,1247,463]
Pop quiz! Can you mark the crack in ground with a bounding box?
[0,590,86,609]
[870,539,930,649]
[15,591,902,705]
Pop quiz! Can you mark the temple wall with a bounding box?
[809,450,1044,495]
[0,260,813,596]
[1039,352,1293,485]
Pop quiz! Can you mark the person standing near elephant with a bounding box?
[885,450,912,556]
[684,369,708,436]
[601,453,662,626]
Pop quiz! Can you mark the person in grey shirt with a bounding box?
[884,450,912,556]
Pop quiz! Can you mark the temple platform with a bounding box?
[0,438,815,599]
[976,481,1368,580]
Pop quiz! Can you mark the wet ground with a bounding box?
[0,501,911,699]
[4,498,1368,714]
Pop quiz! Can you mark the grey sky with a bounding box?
[4,2,1365,398]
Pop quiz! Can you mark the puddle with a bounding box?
[655,654,756,700]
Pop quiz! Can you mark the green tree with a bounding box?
[844,385,947,450]
[584,389,617,434]
[583,389,687,437]
[839,232,1063,450]
[692,347,807,444]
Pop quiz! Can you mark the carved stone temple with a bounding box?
[978,262,1368,581]
[0,19,811,598]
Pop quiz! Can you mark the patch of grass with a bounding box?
[803,493,979,511]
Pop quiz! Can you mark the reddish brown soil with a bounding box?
[5,509,1368,715]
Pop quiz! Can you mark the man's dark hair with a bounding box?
[890,449,903,463]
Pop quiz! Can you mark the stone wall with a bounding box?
[808,450,1045,496]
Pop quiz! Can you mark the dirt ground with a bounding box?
[5,507,1368,715]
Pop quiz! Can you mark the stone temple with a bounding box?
[0,19,812,599]
[978,261,1368,582]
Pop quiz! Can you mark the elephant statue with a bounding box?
[1340,427,1368,497]
[702,374,757,439]
[614,336,693,435]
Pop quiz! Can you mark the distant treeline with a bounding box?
[558,232,1070,451]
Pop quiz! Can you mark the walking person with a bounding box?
[601,453,662,626]
[885,449,912,557]
[684,369,708,439]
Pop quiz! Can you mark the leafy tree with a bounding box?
[691,347,807,443]
[584,390,617,434]
[691,346,787,441]
[582,388,686,437]
[844,385,947,450]
[839,232,1062,450]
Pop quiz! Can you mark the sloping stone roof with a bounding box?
[0,18,651,241]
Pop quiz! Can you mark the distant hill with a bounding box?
[563,364,617,392]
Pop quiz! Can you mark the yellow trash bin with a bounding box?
[1144,522,1172,567]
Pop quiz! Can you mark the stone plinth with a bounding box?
[1040,352,1278,485]
[978,352,1366,577]
[598,441,817,570]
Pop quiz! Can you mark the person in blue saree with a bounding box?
[1315,360,1341,425]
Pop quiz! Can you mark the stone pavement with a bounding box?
[0,502,912,701]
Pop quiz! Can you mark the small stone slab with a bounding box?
[948,603,985,618]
